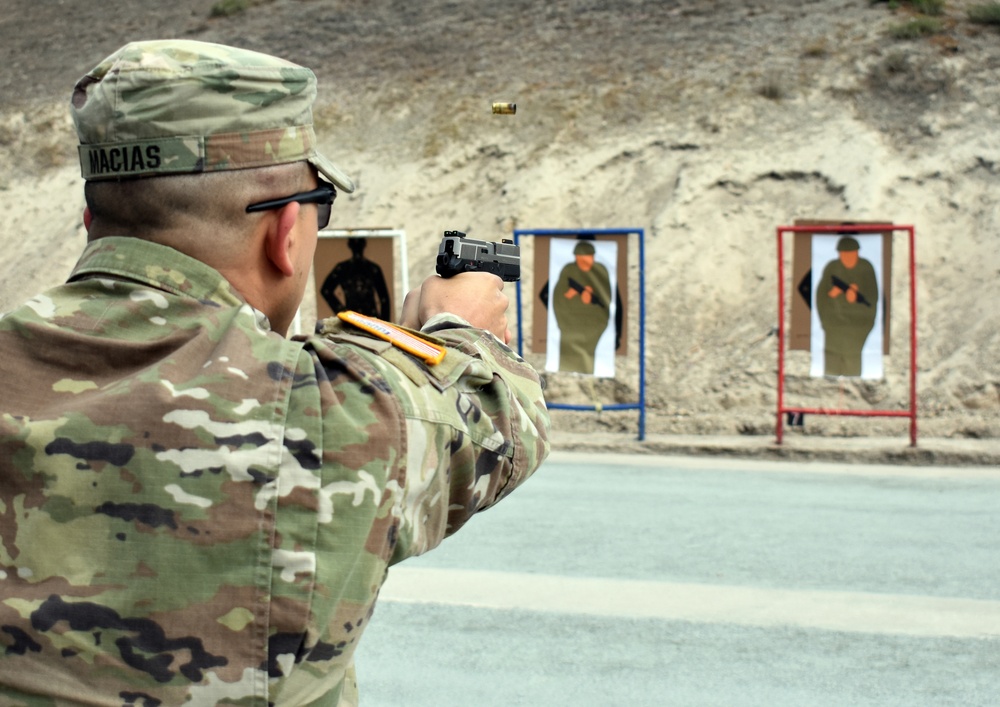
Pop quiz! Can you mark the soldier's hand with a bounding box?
[401,273,511,344]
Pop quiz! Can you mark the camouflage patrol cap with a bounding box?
[70,39,355,192]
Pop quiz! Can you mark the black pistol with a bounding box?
[435,231,520,282]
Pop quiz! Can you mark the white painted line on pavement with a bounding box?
[547,450,1000,480]
[380,567,1000,639]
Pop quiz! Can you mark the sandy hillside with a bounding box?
[1,0,998,448]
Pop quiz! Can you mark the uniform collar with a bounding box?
[68,236,269,326]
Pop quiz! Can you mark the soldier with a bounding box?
[552,240,613,374]
[0,40,550,705]
[815,236,879,376]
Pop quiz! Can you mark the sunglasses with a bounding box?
[246,179,336,230]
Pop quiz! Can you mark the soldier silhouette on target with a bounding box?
[320,237,392,320]
[815,236,878,376]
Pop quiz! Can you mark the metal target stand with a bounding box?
[513,228,647,440]
[776,223,918,446]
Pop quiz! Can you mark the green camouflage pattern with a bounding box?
[0,237,549,705]
[72,40,355,192]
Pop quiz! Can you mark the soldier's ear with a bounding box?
[83,207,92,233]
[263,202,300,278]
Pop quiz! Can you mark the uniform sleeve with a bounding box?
[552,264,572,327]
[311,314,550,564]
[815,261,836,324]
[860,261,879,323]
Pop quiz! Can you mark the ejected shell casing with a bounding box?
[492,102,516,115]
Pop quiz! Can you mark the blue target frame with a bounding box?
[514,228,646,441]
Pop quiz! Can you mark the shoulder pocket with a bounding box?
[316,316,487,392]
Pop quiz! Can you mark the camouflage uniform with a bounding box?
[0,40,550,706]
[0,236,549,705]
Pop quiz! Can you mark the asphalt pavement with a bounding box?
[354,451,1000,706]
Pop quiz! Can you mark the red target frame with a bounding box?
[776,224,917,446]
